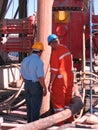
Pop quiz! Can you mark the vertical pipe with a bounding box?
[81,25,86,118]
[89,0,93,114]
[19,0,27,18]
[83,25,86,72]
[18,0,27,62]
[37,0,54,115]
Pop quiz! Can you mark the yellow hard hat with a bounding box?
[32,42,44,51]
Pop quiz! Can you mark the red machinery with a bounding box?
[52,0,98,70]
[0,15,36,52]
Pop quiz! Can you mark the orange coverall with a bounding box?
[50,44,74,124]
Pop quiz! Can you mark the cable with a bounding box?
[5,0,13,18]
[0,0,8,21]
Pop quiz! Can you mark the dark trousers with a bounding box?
[24,80,43,123]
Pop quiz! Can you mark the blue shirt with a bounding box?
[20,53,44,82]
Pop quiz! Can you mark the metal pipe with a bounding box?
[89,0,93,114]
[37,0,54,115]
[83,25,86,72]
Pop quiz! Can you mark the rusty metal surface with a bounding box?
[0,0,4,13]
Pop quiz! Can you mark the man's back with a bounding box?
[20,55,32,80]
[20,53,44,82]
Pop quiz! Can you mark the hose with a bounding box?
[0,64,24,112]
[74,70,98,120]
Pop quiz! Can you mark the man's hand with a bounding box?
[48,83,53,93]
[43,87,47,96]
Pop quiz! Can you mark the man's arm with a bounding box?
[38,77,47,96]
[48,73,57,92]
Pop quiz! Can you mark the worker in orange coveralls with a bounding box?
[47,34,74,125]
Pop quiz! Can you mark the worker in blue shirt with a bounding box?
[20,42,47,123]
